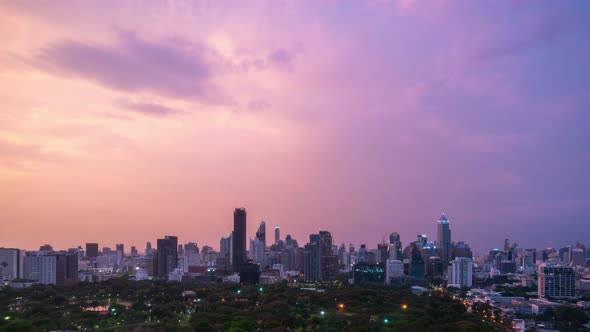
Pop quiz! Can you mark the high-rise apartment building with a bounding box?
[448,257,473,288]
[538,264,575,299]
[232,208,247,272]
[23,251,78,286]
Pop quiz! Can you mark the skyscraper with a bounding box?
[436,213,452,267]
[232,208,247,272]
[274,226,280,245]
[85,243,99,258]
[116,244,124,257]
[389,232,402,260]
[319,231,337,280]
[157,236,178,279]
[256,221,266,249]
[303,237,321,282]
[448,257,473,288]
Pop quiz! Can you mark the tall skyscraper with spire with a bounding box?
[437,213,452,267]
[275,226,280,245]
[232,208,247,272]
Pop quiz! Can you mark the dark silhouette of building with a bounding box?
[116,244,124,257]
[304,236,321,282]
[436,214,452,267]
[409,242,425,281]
[85,243,99,258]
[157,236,178,279]
[233,208,247,272]
[319,231,338,281]
[389,232,402,260]
[256,221,266,249]
[240,261,260,285]
[56,252,78,286]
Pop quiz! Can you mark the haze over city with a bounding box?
[1,1,589,253]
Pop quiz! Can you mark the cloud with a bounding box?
[267,48,294,66]
[472,16,563,61]
[115,99,178,117]
[35,29,231,104]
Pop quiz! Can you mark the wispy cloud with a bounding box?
[472,16,563,61]
[35,29,231,104]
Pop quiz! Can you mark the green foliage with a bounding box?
[0,278,506,331]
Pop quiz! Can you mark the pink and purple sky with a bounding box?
[1,1,589,253]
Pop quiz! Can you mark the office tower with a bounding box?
[256,221,266,249]
[409,242,425,281]
[417,234,428,249]
[146,242,152,255]
[452,242,473,259]
[389,232,402,260]
[56,252,79,286]
[377,243,389,264]
[157,236,178,279]
[448,257,473,288]
[130,246,138,256]
[116,244,124,257]
[102,247,111,253]
[426,256,443,278]
[23,251,78,286]
[538,264,576,299]
[185,242,199,254]
[559,247,571,263]
[250,237,265,264]
[86,243,99,258]
[386,259,404,284]
[0,248,22,281]
[571,248,585,266]
[436,213,451,267]
[285,234,298,248]
[233,208,247,272]
[220,234,232,259]
[275,226,280,245]
[504,239,510,252]
[303,241,321,282]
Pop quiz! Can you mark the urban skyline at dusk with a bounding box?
[1,1,590,254]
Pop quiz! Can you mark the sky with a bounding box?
[1,0,589,254]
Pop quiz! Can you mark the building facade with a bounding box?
[538,264,576,299]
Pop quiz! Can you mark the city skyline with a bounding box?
[5,209,588,257]
[1,1,590,253]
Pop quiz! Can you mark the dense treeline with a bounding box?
[0,277,507,331]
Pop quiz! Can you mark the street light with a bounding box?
[320,310,325,316]
[401,304,408,310]
[338,303,345,309]
[383,318,389,324]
